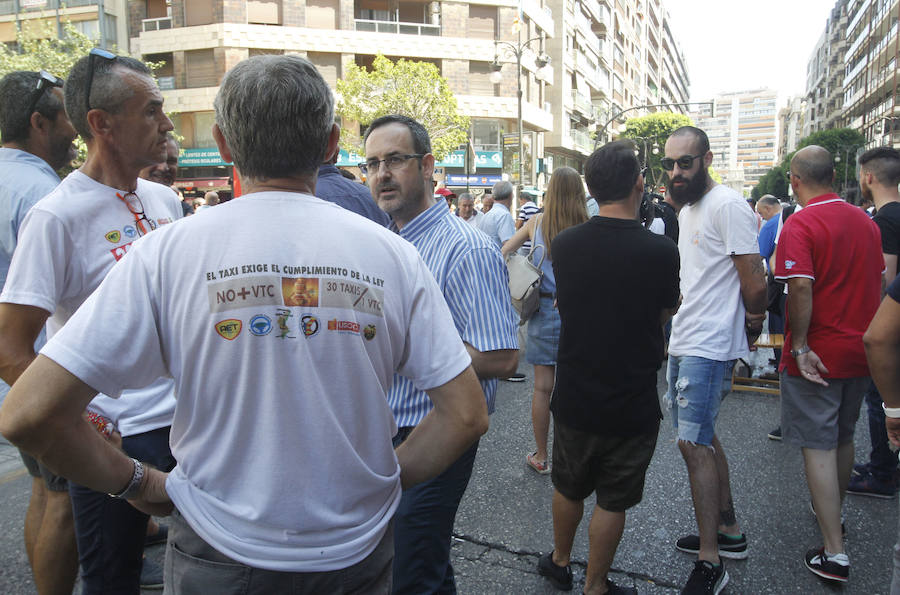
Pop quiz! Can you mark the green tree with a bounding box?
[794,127,866,195]
[752,127,865,202]
[0,20,102,80]
[621,111,693,192]
[336,54,469,160]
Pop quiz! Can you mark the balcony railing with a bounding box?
[354,19,439,35]
[573,92,595,118]
[570,128,593,152]
[143,17,173,32]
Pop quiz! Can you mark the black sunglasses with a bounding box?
[27,70,63,119]
[660,154,703,171]
[85,47,117,112]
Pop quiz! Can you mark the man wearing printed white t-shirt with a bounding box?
[661,127,767,595]
[0,55,489,593]
[0,52,180,593]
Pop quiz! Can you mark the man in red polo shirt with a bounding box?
[775,145,883,585]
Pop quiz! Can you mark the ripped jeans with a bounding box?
[664,356,735,446]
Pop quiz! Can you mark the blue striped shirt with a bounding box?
[389,199,519,427]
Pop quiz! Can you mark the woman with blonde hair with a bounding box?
[502,167,589,474]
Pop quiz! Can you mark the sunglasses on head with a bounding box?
[27,70,64,119]
[84,47,117,112]
[660,154,703,171]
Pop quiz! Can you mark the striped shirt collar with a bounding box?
[394,198,448,242]
[805,193,843,208]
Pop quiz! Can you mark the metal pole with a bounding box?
[517,26,524,211]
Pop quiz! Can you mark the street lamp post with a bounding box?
[593,101,717,150]
[490,31,550,208]
[833,146,858,198]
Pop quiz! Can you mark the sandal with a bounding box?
[526,452,551,475]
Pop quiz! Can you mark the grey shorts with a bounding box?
[20,450,68,492]
[551,419,659,512]
[164,509,393,594]
[780,373,868,450]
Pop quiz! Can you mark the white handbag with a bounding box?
[506,243,545,326]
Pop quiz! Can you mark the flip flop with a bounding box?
[527,451,551,475]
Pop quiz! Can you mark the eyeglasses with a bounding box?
[84,47,117,112]
[358,154,424,175]
[117,191,158,236]
[27,70,63,119]
[660,154,703,171]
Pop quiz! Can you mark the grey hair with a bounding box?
[758,194,780,208]
[0,71,66,143]
[214,55,334,181]
[65,53,151,139]
[458,192,474,202]
[491,180,513,201]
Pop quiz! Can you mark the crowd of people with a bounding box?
[0,50,896,595]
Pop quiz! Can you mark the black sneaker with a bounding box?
[767,426,782,441]
[804,547,849,583]
[537,551,572,591]
[605,578,638,594]
[680,560,728,595]
[675,533,748,560]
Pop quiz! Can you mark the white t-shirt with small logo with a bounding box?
[1,170,182,436]
[39,191,472,573]
[668,184,760,361]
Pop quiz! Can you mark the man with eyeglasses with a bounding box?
[0,68,78,595]
[661,126,767,595]
[364,114,519,594]
[0,50,181,593]
[0,54,488,593]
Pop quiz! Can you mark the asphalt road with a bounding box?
[0,361,896,594]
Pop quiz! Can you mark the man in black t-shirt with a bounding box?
[536,140,680,595]
[848,147,900,498]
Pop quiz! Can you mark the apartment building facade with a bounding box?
[778,95,806,163]
[804,0,848,137]
[842,0,900,149]
[691,88,779,195]
[0,0,127,49]
[126,0,688,191]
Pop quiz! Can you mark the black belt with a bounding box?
[539,292,555,298]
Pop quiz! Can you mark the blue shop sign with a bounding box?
[445,174,503,187]
[435,150,502,169]
[179,148,231,167]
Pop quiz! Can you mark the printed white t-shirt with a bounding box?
[668,184,760,361]
[0,170,182,436]
[40,191,472,572]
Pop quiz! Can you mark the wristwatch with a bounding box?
[110,458,144,500]
[790,345,811,358]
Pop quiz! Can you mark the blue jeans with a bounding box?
[665,356,735,446]
[70,426,175,595]
[391,428,479,595]
[865,382,899,481]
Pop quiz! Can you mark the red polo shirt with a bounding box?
[774,193,883,378]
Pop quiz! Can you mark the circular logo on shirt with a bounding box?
[105,230,121,243]
[249,314,272,336]
[363,324,376,341]
[300,314,319,338]
[123,225,137,239]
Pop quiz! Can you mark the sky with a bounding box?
[661,0,839,103]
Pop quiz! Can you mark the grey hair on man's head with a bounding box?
[214,55,334,181]
[65,53,151,139]
[491,180,513,201]
[0,71,66,143]
[758,194,780,208]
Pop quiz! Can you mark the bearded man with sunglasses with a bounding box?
[0,50,181,594]
[0,69,77,595]
[661,126,767,595]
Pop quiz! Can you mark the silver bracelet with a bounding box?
[883,403,900,419]
[109,458,144,499]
